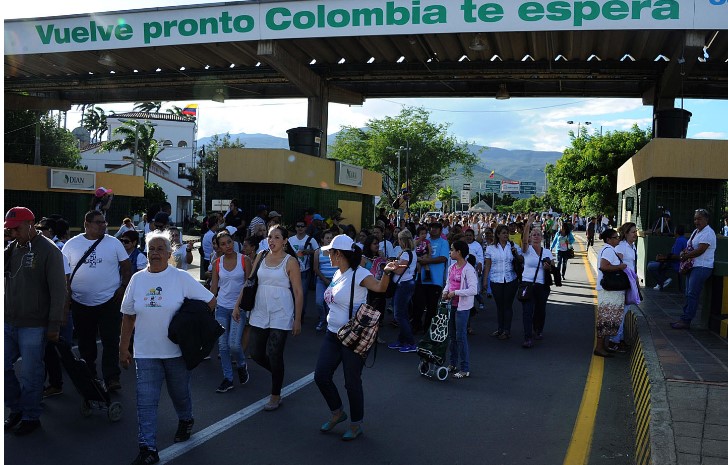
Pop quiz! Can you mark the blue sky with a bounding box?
[5,1,726,152]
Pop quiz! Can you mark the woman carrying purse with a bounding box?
[482,225,522,340]
[520,214,554,349]
[595,228,627,357]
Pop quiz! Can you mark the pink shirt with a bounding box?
[447,264,464,308]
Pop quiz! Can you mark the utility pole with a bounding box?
[200,146,207,215]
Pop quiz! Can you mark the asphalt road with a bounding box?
[5,236,635,465]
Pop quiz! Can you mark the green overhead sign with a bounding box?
[4,0,723,55]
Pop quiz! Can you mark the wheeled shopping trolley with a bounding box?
[416,301,451,381]
[53,338,122,422]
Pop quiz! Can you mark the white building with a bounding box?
[79,112,197,224]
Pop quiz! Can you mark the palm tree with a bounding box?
[437,186,458,213]
[81,105,108,143]
[97,120,164,182]
[133,101,162,113]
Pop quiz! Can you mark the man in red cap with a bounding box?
[4,207,67,435]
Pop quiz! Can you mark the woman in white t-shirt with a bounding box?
[673,208,717,329]
[386,229,418,353]
[210,231,252,394]
[314,234,399,441]
[610,222,638,351]
[119,230,215,465]
[520,214,554,349]
[595,228,627,357]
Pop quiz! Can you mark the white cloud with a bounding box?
[692,131,726,139]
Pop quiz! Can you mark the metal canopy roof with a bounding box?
[5,27,727,109]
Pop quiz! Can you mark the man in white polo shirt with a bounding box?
[63,210,131,391]
[288,219,318,322]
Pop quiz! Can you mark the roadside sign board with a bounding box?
[485,180,500,193]
[520,182,537,195]
[462,183,471,190]
[212,199,231,211]
[501,180,521,193]
[460,190,471,205]
[434,200,443,209]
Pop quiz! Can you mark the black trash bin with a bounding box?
[286,127,323,156]
[654,108,691,138]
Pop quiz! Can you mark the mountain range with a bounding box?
[198,132,562,195]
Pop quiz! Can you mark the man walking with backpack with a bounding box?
[289,219,318,323]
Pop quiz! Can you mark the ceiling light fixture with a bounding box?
[211,88,225,103]
[469,34,486,51]
[97,52,116,67]
[495,84,510,100]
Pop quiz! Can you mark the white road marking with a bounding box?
[158,372,315,464]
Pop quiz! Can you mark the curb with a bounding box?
[583,236,677,465]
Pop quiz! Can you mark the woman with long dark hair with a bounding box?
[482,224,521,340]
[314,235,399,440]
[235,225,302,411]
[443,240,478,378]
[550,220,575,279]
[520,214,554,348]
[211,231,252,392]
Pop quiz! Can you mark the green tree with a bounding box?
[97,120,164,182]
[189,133,245,203]
[512,195,546,214]
[134,101,163,113]
[81,105,109,143]
[329,107,479,205]
[546,125,651,217]
[4,110,82,168]
[436,186,458,213]
[130,182,168,215]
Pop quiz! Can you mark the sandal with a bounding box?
[453,371,470,379]
[446,365,458,373]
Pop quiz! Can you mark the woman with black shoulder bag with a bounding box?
[519,214,554,349]
[595,228,627,357]
[482,224,522,340]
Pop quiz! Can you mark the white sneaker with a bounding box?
[663,278,672,289]
[654,284,662,290]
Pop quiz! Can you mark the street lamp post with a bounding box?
[567,120,592,138]
[538,168,548,194]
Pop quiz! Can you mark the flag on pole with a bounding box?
[489,170,495,178]
[182,104,198,116]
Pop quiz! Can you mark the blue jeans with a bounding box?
[316,277,330,326]
[301,270,311,316]
[215,305,246,382]
[449,309,471,372]
[314,331,366,423]
[5,324,46,420]
[135,357,192,451]
[611,305,631,344]
[521,283,550,340]
[393,279,416,344]
[647,261,670,287]
[556,251,570,278]
[681,266,713,322]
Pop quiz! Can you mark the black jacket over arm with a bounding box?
[168,298,224,370]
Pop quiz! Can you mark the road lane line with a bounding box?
[158,372,315,464]
[563,234,604,465]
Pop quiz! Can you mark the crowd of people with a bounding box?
[4,199,717,464]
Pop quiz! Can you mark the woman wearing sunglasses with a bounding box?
[120,229,147,274]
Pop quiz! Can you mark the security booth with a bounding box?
[616,139,728,331]
[215,148,382,231]
[4,163,145,231]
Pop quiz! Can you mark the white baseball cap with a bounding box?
[321,234,354,251]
